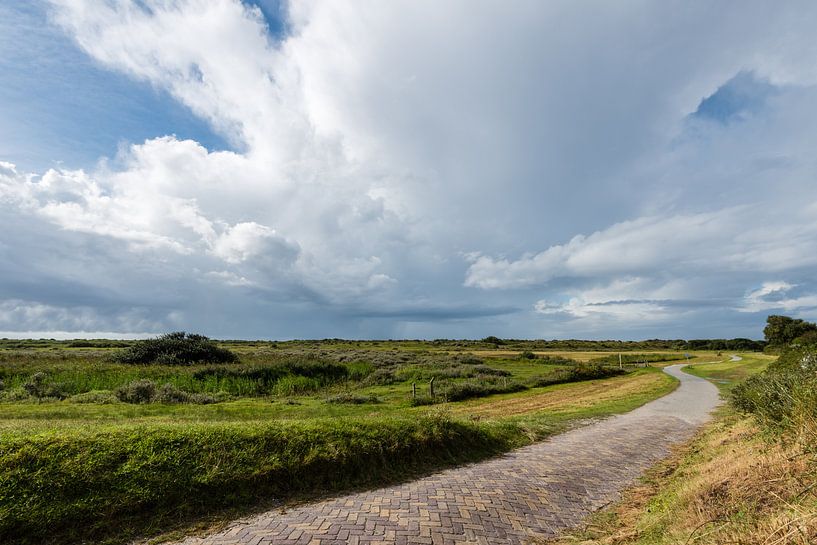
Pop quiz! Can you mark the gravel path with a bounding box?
[169,364,720,545]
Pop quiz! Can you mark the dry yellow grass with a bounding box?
[545,415,817,545]
[453,371,672,418]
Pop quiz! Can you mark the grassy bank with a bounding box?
[547,352,817,545]
[0,341,685,545]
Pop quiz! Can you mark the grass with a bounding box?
[0,343,703,545]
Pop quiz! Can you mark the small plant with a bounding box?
[518,350,537,360]
[363,368,401,385]
[115,379,157,403]
[22,372,68,399]
[114,332,238,365]
[153,383,191,404]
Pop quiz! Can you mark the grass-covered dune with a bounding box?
[1,415,521,544]
[0,337,699,544]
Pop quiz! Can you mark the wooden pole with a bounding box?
[429,377,435,398]
[412,382,417,399]
[619,353,623,369]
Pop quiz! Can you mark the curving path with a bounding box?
[169,365,720,545]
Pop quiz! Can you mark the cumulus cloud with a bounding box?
[2,1,817,337]
[740,282,817,314]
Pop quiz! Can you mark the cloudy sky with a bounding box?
[1,1,817,340]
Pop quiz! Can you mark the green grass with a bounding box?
[683,353,771,392]
[0,345,701,544]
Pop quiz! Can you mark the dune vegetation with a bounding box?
[0,335,716,545]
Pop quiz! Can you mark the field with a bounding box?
[0,338,721,545]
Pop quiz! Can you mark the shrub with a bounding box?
[114,332,237,365]
[518,350,537,360]
[732,342,817,430]
[153,383,191,404]
[22,372,68,399]
[115,379,157,403]
[451,354,484,365]
[363,368,401,386]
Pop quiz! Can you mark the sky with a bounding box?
[1,1,817,340]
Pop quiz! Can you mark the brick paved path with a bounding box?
[170,365,720,545]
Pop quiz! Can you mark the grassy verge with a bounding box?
[0,367,676,545]
[545,353,817,545]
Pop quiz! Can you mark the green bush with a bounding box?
[518,350,537,360]
[732,341,817,430]
[115,332,237,365]
[363,368,401,385]
[115,379,157,403]
[22,372,68,400]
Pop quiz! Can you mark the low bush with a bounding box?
[115,379,157,403]
[22,372,68,400]
[518,350,537,360]
[113,380,221,404]
[363,368,401,386]
[732,344,817,431]
[114,332,237,366]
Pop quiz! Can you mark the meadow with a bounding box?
[0,336,720,545]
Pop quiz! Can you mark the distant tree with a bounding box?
[481,336,506,346]
[763,315,817,349]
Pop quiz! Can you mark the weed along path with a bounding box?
[169,365,719,545]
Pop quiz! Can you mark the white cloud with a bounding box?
[740,282,817,313]
[2,1,817,337]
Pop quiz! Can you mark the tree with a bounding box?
[763,315,817,349]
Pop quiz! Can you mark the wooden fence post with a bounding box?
[429,377,435,398]
[412,382,417,399]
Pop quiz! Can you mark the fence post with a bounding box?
[429,377,435,398]
[412,382,417,399]
[619,353,623,369]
